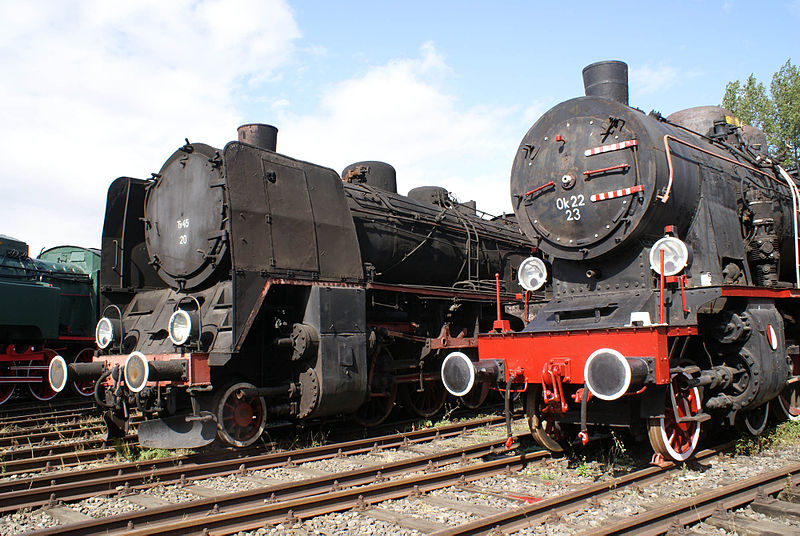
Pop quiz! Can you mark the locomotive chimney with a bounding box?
[582,60,629,105]
[237,123,278,151]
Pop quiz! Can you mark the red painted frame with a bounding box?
[95,352,210,387]
[478,325,698,386]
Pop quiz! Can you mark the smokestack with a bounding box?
[582,60,629,105]
[237,124,278,151]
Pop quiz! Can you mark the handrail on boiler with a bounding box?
[662,135,800,288]
[777,165,800,288]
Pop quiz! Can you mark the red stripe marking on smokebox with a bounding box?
[590,184,644,202]
[584,139,637,157]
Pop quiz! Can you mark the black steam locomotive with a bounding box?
[442,61,800,462]
[50,125,538,447]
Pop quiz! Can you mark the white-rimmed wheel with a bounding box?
[71,348,97,397]
[648,374,702,462]
[527,386,570,453]
[736,401,770,436]
[773,360,800,422]
[774,387,800,421]
[0,360,16,405]
[214,382,267,447]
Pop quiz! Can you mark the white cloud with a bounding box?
[275,42,520,217]
[0,0,299,254]
[629,63,681,96]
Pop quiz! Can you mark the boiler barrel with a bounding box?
[343,183,530,287]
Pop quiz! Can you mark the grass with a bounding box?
[735,420,800,456]
[111,441,191,462]
[112,439,135,460]
[575,459,591,478]
[137,448,173,461]
[539,469,557,480]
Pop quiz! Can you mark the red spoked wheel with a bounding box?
[736,401,770,436]
[27,349,58,401]
[527,386,570,453]
[0,360,16,405]
[774,386,800,422]
[459,382,490,409]
[648,374,702,462]
[214,382,267,447]
[353,383,397,427]
[354,349,397,426]
[400,379,447,418]
[773,357,800,422]
[71,348,97,397]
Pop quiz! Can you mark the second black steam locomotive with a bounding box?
[50,125,539,447]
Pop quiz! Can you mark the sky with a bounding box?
[1,0,798,255]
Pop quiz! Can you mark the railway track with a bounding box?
[20,439,746,536]
[586,460,800,535]
[0,415,507,514]
[0,404,507,472]
[18,427,533,535]
[0,405,97,429]
[1,420,111,448]
[0,415,519,535]
[0,397,93,422]
[0,434,138,472]
[5,415,800,536]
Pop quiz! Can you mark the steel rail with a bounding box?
[28,434,539,536]
[429,445,729,535]
[0,397,77,414]
[0,400,95,423]
[0,415,98,436]
[0,422,109,447]
[0,436,137,472]
[0,415,507,513]
[582,461,800,535]
[0,413,143,446]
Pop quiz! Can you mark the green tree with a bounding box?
[770,60,800,170]
[722,74,770,128]
[722,59,800,170]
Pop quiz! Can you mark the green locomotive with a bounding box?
[0,235,99,404]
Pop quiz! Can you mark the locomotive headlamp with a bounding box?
[649,236,690,276]
[168,309,199,346]
[517,256,548,291]
[95,317,119,349]
[124,351,149,393]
